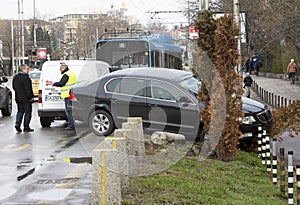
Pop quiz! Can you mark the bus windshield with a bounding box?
[95,32,183,70]
[96,40,149,70]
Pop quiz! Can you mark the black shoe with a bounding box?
[15,125,22,133]
[24,128,34,132]
[64,127,75,130]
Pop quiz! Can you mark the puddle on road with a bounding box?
[0,183,16,200]
[28,188,72,201]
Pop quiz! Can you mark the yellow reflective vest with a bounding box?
[60,70,76,99]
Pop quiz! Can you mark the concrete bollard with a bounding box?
[272,138,277,185]
[288,151,294,205]
[104,136,129,195]
[114,117,146,177]
[296,165,300,205]
[91,147,121,205]
[280,148,285,196]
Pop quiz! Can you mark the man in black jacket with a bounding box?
[13,64,34,133]
[243,72,253,98]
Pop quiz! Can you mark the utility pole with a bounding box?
[21,0,25,65]
[33,0,37,47]
[11,19,15,76]
[233,0,242,73]
[16,0,20,71]
[199,0,209,11]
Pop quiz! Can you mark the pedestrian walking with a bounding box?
[245,58,251,74]
[286,58,297,85]
[53,63,77,130]
[243,72,253,98]
[12,64,35,133]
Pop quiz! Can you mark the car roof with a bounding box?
[104,67,193,83]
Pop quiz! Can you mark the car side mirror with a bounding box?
[177,96,190,103]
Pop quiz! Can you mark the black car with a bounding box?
[71,68,272,140]
[0,76,12,117]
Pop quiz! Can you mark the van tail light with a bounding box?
[38,90,42,103]
[69,91,77,101]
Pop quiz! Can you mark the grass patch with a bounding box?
[122,151,286,205]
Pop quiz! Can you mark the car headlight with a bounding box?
[243,116,256,124]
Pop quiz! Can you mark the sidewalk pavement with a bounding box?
[251,75,300,102]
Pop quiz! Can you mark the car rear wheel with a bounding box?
[1,95,12,116]
[40,117,52,127]
[89,110,115,136]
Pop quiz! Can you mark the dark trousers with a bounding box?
[289,72,296,84]
[64,98,75,128]
[15,102,32,129]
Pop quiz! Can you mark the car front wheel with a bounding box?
[89,110,115,136]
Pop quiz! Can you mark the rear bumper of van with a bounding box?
[38,109,66,120]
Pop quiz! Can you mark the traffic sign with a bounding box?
[189,26,199,39]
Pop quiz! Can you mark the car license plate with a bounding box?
[45,95,61,101]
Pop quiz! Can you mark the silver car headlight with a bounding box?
[243,116,256,124]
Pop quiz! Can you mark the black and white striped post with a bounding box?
[272,138,277,185]
[288,151,294,205]
[257,126,262,158]
[261,129,266,165]
[296,165,300,205]
[280,148,285,195]
[265,135,271,172]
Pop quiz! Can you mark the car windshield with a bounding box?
[178,75,201,95]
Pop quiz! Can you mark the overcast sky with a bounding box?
[0,0,187,26]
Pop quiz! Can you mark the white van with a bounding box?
[38,60,110,127]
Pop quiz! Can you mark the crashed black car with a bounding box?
[0,76,12,117]
[71,68,272,140]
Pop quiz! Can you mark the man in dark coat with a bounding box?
[13,64,34,133]
[243,72,253,98]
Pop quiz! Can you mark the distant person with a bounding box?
[251,57,257,75]
[245,58,251,74]
[243,72,253,98]
[12,64,35,133]
[53,63,77,130]
[287,58,297,85]
[182,63,190,71]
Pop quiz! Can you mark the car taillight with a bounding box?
[38,90,42,103]
[69,91,77,101]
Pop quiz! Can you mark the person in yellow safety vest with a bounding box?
[182,63,190,71]
[53,63,77,130]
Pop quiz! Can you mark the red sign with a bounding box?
[189,26,199,39]
[37,48,47,59]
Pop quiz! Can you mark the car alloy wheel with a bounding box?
[89,110,115,136]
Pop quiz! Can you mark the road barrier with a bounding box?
[288,151,294,205]
[252,80,295,108]
[272,138,277,185]
[260,137,300,205]
[296,165,300,204]
[280,148,286,196]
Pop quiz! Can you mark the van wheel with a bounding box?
[1,95,12,116]
[89,110,115,136]
[40,117,52,127]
